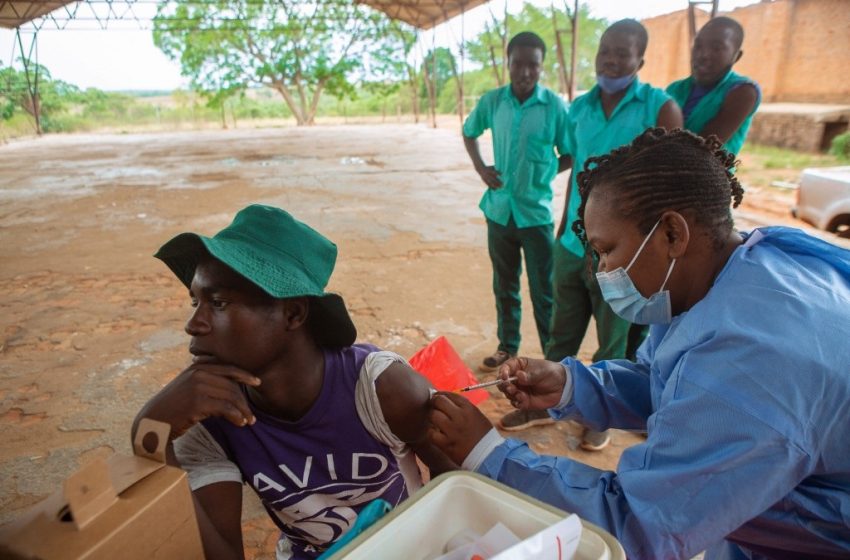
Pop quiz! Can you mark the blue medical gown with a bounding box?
[478,227,850,559]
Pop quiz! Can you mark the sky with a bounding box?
[0,0,762,91]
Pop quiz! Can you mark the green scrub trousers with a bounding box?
[487,217,553,356]
[545,240,636,362]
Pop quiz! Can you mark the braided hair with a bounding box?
[572,128,744,250]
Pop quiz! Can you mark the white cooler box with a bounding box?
[329,471,625,560]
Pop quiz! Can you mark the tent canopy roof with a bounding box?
[2,1,491,30]
[0,1,75,28]
[356,0,489,30]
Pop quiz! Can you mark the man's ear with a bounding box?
[660,211,690,259]
[282,297,310,331]
[637,58,645,72]
[734,49,743,64]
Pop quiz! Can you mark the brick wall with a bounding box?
[747,113,827,151]
[639,0,850,104]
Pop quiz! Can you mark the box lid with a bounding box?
[0,419,190,557]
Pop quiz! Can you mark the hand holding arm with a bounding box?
[376,361,458,475]
[427,392,494,465]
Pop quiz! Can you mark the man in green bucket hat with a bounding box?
[133,204,453,560]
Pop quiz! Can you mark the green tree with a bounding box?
[0,62,80,132]
[198,83,245,129]
[360,21,421,121]
[419,47,456,100]
[467,2,607,94]
[79,88,135,119]
[153,0,397,125]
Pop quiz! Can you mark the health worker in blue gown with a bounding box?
[428,127,850,560]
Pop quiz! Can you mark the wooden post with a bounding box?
[422,51,438,129]
[409,30,421,124]
[442,3,467,128]
[457,6,465,127]
[552,4,568,96]
[569,0,578,101]
[428,28,438,128]
[487,2,507,86]
[503,0,509,80]
[410,67,420,123]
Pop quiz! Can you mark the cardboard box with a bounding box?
[329,471,625,560]
[0,419,204,560]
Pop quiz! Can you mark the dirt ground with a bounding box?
[0,122,841,557]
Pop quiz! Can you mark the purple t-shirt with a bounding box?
[200,344,409,558]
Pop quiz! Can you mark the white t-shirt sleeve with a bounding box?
[355,350,426,493]
[172,423,243,490]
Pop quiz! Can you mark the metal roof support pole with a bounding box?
[688,0,719,42]
[15,28,41,135]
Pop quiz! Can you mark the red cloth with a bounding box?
[408,336,489,405]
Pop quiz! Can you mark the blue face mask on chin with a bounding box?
[596,73,636,94]
[595,220,677,325]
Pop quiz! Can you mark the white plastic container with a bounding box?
[329,471,625,560]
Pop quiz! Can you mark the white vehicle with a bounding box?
[792,166,850,238]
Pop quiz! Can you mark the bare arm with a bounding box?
[132,363,261,560]
[657,99,684,131]
[131,363,260,443]
[698,84,758,143]
[463,135,502,189]
[557,154,572,175]
[193,482,245,560]
[142,438,246,560]
[556,168,576,239]
[376,362,458,476]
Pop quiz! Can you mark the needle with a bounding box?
[456,376,518,393]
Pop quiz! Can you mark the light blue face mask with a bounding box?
[596,73,635,94]
[595,220,677,325]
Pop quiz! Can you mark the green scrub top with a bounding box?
[560,79,673,256]
[463,84,570,228]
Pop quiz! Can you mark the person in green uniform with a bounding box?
[666,16,760,156]
[499,20,683,452]
[463,31,571,374]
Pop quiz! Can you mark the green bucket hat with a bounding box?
[154,204,356,347]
